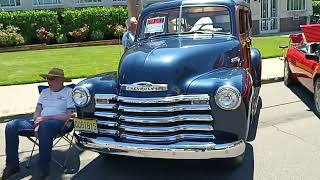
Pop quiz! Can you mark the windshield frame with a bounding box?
[136,4,234,41]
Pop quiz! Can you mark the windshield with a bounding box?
[138,6,231,39]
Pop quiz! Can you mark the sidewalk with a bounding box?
[0,58,284,118]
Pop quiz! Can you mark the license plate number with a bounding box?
[74,118,98,134]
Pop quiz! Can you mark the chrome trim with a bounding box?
[98,129,117,136]
[118,95,210,104]
[94,94,210,104]
[121,82,168,92]
[119,114,213,124]
[120,133,215,142]
[118,104,211,113]
[94,112,118,118]
[95,103,118,109]
[95,94,117,100]
[119,124,214,134]
[72,86,91,107]
[214,85,242,110]
[97,120,118,127]
[75,134,246,159]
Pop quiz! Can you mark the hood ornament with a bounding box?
[121,82,168,92]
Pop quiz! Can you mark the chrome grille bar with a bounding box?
[120,133,215,142]
[119,114,213,124]
[99,129,117,136]
[118,104,211,113]
[95,104,118,109]
[119,124,213,134]
[94,112,118,118]
[97,120,118,127]
[95,94,210,104]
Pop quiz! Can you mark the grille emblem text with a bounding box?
[121,82,168,92]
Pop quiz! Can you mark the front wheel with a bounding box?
[284,60,295,86]
[314,78,320,116]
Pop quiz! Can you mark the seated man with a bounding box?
[2,68,75,180]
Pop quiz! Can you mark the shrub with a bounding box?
[68,24,90,42]
[113,25,126,38]
[90,30,104,41]
[36,27,54,44]
[0,24,24,47]
[56,33,67,44]
[0,10,60,44]
[313,1,320,16]
[62,7,127,39]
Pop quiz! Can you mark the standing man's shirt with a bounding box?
[122,31,135,50]
[37,86,75,117]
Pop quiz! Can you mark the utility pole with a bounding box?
[127,0,143,20]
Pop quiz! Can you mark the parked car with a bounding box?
[284,24,320,116]
[72,0,261,166]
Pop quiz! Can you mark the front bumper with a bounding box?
[75,133,246,159]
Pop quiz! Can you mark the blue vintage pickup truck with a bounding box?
[72,0,261,166]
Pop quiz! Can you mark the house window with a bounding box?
[0,0,21,7]
[74,0,102,4]
[33,0,61,6]
[287,0,305,11]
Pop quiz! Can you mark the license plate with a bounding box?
[74,118,98,134]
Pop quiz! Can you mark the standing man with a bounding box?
[122,17,138,50]
[2,68,75,180]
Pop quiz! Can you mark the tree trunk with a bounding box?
[127,0,143,20]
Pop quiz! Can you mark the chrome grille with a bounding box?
[94,94,214,144]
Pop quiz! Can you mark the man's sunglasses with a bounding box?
[46,76,57,81]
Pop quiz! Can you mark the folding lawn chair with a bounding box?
[17,84,75,169]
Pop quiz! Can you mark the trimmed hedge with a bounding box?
[0,7,128,45]
[0,10,60,44]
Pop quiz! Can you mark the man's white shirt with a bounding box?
[37,86,75,117]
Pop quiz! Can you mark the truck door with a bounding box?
[238,7,253,76]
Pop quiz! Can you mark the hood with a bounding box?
[118,35,240,97]
[300,24,320,43]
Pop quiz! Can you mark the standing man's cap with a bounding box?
[39,68,71,82]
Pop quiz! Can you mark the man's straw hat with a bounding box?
[39,68,71,82]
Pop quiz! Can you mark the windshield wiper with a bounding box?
[148,33,177,39]
[180,30,214,36]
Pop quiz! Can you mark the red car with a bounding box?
[284,24,320,115]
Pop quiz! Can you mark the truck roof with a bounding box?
[144,0,249,13]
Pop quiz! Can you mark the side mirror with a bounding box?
[122,32,135,50]
[305,53,319,62]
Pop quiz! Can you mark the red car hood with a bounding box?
[300,24,320,43]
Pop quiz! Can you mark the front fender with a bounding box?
[187,68,252,140]
[75,73,118,117]
[251,48,262,87]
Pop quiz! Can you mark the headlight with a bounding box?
[72,86,91,107]
[214,85,241,110]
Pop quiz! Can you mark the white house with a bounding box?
[0,0,127,10]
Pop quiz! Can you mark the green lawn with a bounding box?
[252,36,290,59]
[0,36,290,86]
[0,45,123,86]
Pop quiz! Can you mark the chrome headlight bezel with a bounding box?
[72,86,91,107]
[214,85,242,111]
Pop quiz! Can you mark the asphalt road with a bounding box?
[1,82,320,180]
